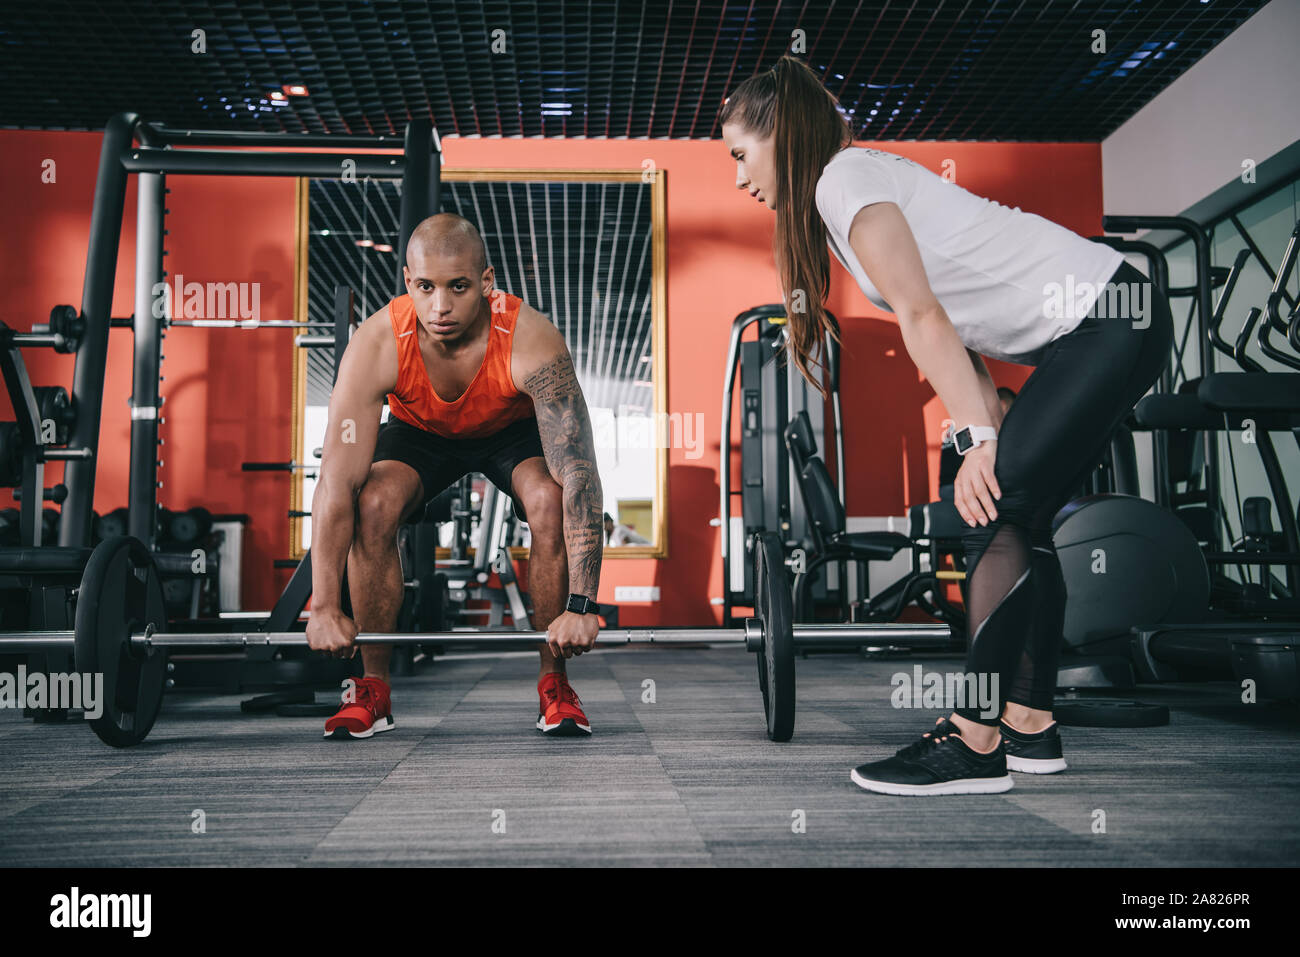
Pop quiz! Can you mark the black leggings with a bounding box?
[955,261,1173,725]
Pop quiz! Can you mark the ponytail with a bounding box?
[721,55,852,396]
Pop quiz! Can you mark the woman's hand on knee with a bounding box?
[954,445,1001,527]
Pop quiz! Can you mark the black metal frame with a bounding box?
[1102,215,1221,518]
[1090,235,1174,508]
[719,305,844,628]
[73,113,441,558]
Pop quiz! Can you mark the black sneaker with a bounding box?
[1000,719,1067,774]
[850,718,1013,796]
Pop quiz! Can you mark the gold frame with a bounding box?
[290,167,668,560]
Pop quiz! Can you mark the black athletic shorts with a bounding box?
[372,414,546,523]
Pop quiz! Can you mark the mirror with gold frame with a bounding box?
[290,169,667,562]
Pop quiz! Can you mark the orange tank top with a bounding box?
[385,292,535,439]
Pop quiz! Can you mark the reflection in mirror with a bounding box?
[293,171,665,560]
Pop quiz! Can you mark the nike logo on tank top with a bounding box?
[385,292,535,439]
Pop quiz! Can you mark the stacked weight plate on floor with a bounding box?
[73,536,169,746]
[753,531,795,741]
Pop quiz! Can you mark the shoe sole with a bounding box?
[325,716,395,739]
[1006,754,1067,774]
[536,716,592,736]
[850,768,1014,795]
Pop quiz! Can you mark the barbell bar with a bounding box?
[2,621,951,653]
[5,533,953,748]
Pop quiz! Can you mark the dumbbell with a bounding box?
[168,507,214,545]
[42,509,60,542]
[95,508,128,540]
[0,507,60,545]
[0,422,22,487]
[0,508,19,546]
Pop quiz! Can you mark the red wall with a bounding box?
[0,131,1106,623]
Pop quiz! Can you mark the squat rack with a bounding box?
[55,113,442,555]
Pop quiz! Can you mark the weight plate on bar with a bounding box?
[754,532,795,741]
[74,536,168,747]
[754,576,770,710]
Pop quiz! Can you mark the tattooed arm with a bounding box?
[524,350,605,595]
[513,306,605,653]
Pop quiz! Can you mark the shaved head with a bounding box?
[407,213,488,275]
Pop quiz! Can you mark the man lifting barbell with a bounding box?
[306,213,605,739]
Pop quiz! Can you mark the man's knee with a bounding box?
[355,480,406,548]
[521,480,564,545]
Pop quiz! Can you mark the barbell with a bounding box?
[3,533,952,748]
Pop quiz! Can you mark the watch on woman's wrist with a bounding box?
[953,425,998,455]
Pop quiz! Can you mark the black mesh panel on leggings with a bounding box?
[963,524,1034,720]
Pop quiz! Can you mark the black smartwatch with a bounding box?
[566,593,597,615]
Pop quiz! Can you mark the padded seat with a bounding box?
[908,500,967,540]
[783,411,966,630]
[827,530,913,561]
[1198,372,1300,414]
[1134,392,1219,430]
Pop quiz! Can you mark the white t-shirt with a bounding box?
[815,147,1123,365]
[609,524,649,546]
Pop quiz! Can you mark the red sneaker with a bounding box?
[324,676,394,739]
[536,672,591,736]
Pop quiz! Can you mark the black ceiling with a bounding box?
[0,0,1270,142]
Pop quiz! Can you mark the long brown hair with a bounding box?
[720,55,852,396]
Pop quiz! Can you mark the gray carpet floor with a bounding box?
[2,645,1297,867]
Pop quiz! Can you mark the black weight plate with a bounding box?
[74,536,168,747]
[275,702,339,717]
[755,560,770,715]
[755,532,795,741]
[1055,698,1170,728]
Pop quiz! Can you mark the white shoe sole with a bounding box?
[325,716,395,739]
[850,768,1014,795]
[536,716,592,735]
[1006,754,1067,774]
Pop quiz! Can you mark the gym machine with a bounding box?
[1052,215,1300,699]
[719,305,845,626]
